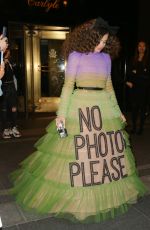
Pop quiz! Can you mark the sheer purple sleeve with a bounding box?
[57,52,81,117]
[104,53,122,115]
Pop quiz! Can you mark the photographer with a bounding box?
[1,48,21,139]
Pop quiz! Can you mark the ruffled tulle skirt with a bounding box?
[10,89,147,223]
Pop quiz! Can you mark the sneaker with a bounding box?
[8,128,13,135]
[2,129,12,139]
[11,126,21,138]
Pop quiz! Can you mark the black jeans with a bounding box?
[1,82,18,130]
[131,102,146,131]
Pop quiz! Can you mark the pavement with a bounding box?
[0,112,150,230]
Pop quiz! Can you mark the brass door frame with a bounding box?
[24,25,69,112]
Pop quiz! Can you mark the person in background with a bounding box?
[0,35,8,95]
[126,40,150,135]
[1,48,21,139]
[10,17,147,223]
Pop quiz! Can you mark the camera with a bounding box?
[57,121,68,138]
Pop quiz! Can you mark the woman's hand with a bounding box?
[126,81,133,88]
[56,116,66,128]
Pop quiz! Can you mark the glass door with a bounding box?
[24,25,69,112]
[40,39,65,98]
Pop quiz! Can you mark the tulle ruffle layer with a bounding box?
[10,89,148,223]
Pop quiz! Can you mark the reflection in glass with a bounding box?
[40,39,65,97]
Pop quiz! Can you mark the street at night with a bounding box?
[0,113,150,229]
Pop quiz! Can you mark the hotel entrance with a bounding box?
[8,23,70,114]
[25,25,69,113]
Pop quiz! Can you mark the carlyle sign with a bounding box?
[27,0,67,12]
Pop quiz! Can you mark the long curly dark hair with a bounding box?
[62,17,121,60]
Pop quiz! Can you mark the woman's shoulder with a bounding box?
[101,52,111,60]
[100,52,111,65]
[66,52,82,66]
[67,52,83,65]
[68,51,82,58]
[68,51,111,61]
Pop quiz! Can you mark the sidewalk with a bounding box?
[0,113,150,230]
[16,112,56,138]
